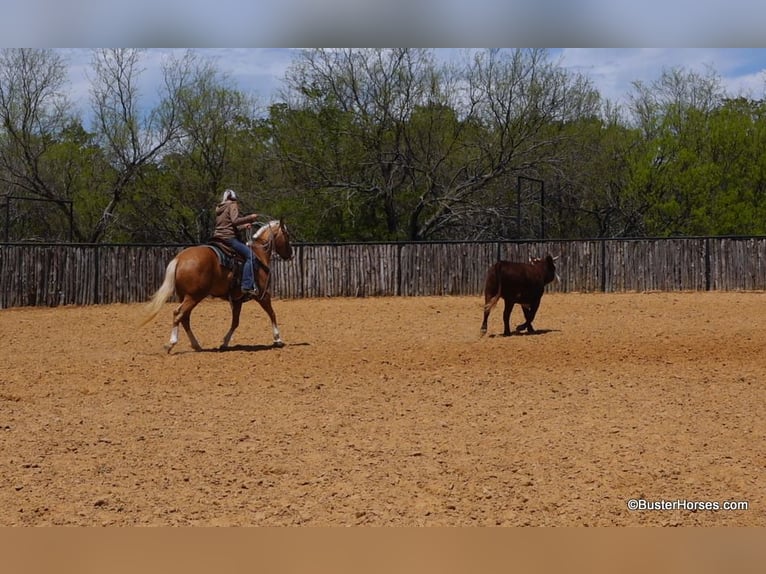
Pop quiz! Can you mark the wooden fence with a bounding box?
[1,237,765,308]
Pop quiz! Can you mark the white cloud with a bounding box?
[560,49,766,105]
[53,48,766,125]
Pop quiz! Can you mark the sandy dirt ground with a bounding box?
[1,292,764,526]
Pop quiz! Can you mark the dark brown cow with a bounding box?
[480,255,558,336]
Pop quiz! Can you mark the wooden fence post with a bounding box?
[600,239,607,293]
[3,237,766,307]
[93,244,100,305]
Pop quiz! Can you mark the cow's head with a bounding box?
[541,254,559,284]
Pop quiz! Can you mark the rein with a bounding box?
[248,221,276,263]
[246,221,279,299]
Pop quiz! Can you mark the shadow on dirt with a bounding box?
[211,341,311,352]
[167,342,311,354]
[487,328,559,338]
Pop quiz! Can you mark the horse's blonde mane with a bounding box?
[253,220,281,241]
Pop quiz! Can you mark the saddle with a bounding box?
[205,239,242,270]
[205,239,267,302]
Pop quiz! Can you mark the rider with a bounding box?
[213,189,260,298]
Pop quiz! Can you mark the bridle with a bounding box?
[243,220,291,299]
[249,219,292,260]
[247,221,275,259]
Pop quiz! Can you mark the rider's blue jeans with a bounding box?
[224,237,255,290]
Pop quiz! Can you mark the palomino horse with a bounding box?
[142,219,293,352]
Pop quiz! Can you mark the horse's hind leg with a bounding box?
[165,304,183,352]
[221,299,243,349]
[180,314,202,352]
[166,296,202,352]
[257,293,284,347]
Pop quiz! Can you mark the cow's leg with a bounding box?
[481,267,498,336]
[517,300,540,333]
[221,299,243,349]
[480,295,494,334]
[480,311,490,335]
[502,300,514,336]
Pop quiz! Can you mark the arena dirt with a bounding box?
[1,292,764,526]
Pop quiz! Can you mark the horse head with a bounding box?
[274,218,294,261]
[252,219,293,261]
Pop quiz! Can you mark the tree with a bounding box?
[694,97,766,234]
[0,48,88,240]
[171,51,259,240]
[276,48,441,240]
[87,48,192,242]
[273,48,601,241]
[115,51,261,243]
[624,66,728,236]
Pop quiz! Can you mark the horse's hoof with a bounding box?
[273,340,285,348]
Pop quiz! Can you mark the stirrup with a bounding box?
[240,287,259,301]
[231,290,253,303]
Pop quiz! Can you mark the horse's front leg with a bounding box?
[221,299,243,349]
[256,293,284,347]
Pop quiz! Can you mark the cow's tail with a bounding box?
[483,262,503,314]
[140,258,178,327]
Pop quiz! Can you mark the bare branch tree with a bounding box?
[0,50,71,206]
[0,49,103,241]
[150,50,259,242]
[277,48,600,240]
[88,48,190,241]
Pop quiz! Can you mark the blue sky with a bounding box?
[557,48,766,102]
[57,49,766,123]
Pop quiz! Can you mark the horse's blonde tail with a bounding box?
[140,258,178,327]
